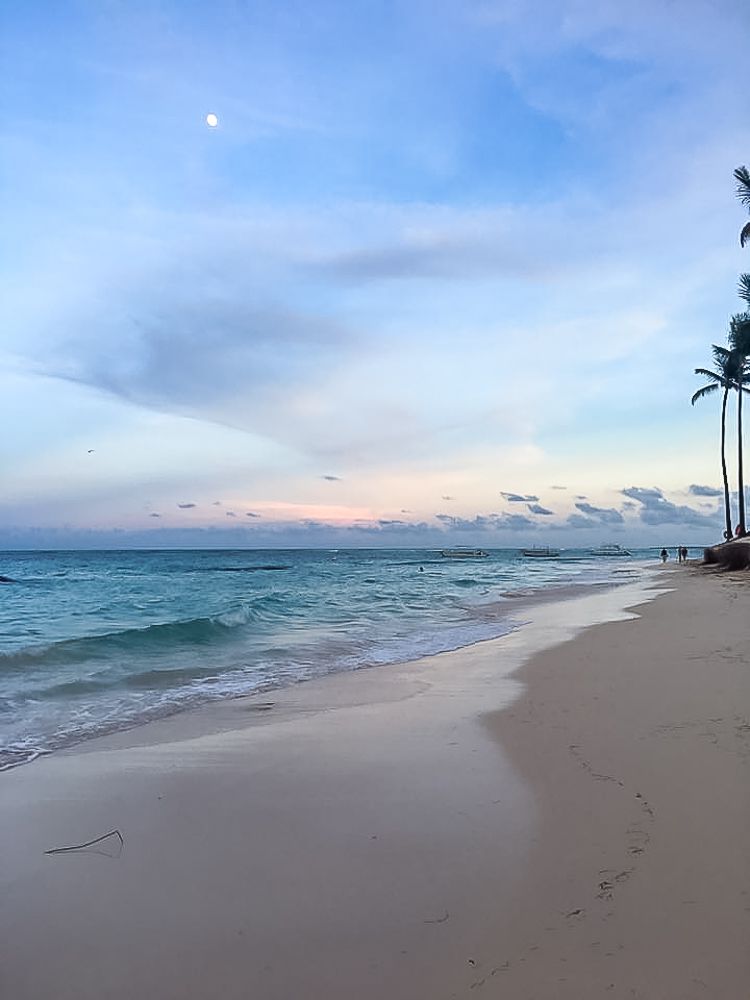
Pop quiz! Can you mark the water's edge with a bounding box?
[0,570,652,771]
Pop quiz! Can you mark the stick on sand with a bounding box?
[45,829,124,855]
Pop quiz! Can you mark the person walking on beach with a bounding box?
[660,548,668,563]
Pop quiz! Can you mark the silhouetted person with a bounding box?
[660,548,668,563]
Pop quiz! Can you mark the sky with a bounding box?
[1,0,749,549]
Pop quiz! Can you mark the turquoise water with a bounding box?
[0,548,659,769]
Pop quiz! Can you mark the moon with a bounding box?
[206,113,219,128]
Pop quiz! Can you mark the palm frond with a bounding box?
[735,166,750,208]
[741,222,750,248]
[691,383,719,404]
[729,313,750,354]
[694,367,723,382]
[711,344,732,364]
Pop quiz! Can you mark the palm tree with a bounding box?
[735,166,750,248]
[728,311,750,535]
[693,346,740,541]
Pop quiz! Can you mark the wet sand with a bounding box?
[2,567,748,999]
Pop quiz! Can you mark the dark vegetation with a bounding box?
[694,167,750,569]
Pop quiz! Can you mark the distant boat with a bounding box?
[520,546,560,559]
[440,548,489,559]
[589,544,632,557]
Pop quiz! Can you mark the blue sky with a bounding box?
[1,0,749,548]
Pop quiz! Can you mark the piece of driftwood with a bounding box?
[45,829,124,855]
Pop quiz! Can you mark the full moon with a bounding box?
[206,113,219,128]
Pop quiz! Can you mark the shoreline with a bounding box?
[6,567,744,999]
[0,569,649,772]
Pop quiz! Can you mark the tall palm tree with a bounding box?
[735,166,750,248]
[728,312,750,535]
[693,346,740,541]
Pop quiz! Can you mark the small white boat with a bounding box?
[589,544,631,557]
[440,548,489,559]
[520,546,560,559]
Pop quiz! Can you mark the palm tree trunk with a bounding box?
[738,382,746,535]
[721,387,733,539]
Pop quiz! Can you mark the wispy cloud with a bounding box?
[688,484,722,497]
[311,222,553,284]
[566,514,599,529]
[528,503,554,515]
[574,502,624,525]
[436,511,537,532]
[42,289,355,425]
[501,492,539,503]
[622,486,720,527]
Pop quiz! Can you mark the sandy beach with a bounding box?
[2,566,750,999]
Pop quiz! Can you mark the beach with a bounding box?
[2,565,749,999]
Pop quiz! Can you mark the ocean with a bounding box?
[0,547,660,770]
